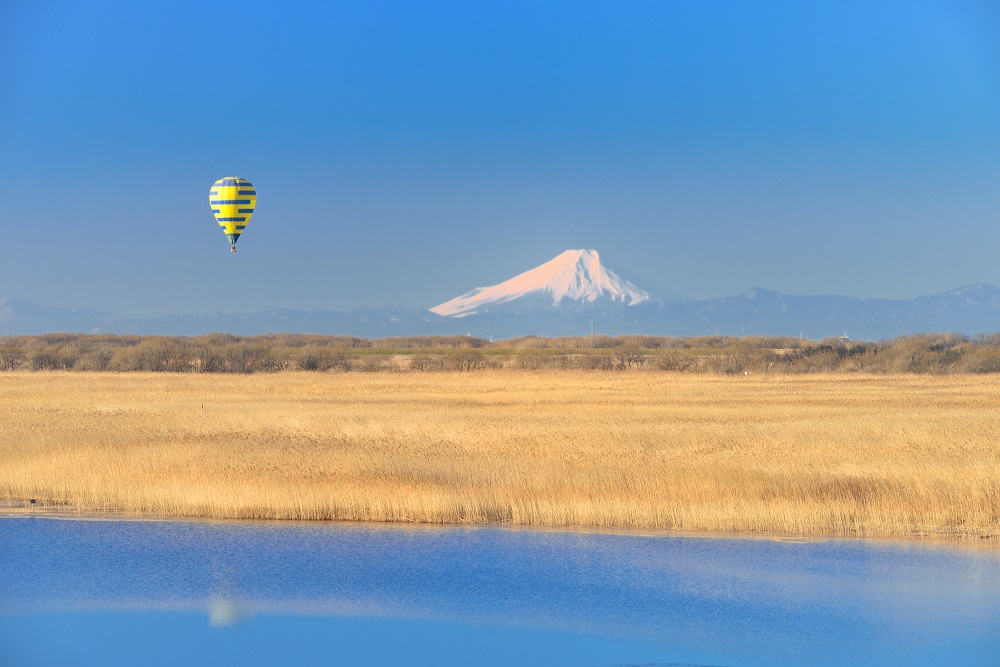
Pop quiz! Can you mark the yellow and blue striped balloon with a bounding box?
[209,176,256,252]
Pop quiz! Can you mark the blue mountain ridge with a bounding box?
[4,283,1000,340]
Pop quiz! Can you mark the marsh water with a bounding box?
[1,517,998,666]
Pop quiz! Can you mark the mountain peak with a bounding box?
[431,249,651,317]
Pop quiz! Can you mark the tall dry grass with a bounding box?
[1,372,998,541]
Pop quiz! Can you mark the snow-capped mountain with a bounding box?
[430,249,651,317]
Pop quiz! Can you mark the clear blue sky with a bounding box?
[2,0,999,316]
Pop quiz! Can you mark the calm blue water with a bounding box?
[1,517,998,666]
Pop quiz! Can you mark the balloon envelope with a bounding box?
[209,176,256,250]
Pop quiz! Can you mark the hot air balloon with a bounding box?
[209,176,256,252]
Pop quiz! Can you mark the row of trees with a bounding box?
[3,332,1000,374]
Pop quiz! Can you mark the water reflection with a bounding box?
[1,517,998,666]
[207,599,255,628]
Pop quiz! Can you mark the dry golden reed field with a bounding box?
[1,371,998,542]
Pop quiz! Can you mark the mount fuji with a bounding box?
[431,249,653,317]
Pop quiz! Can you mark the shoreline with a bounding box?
[2,500,997,549]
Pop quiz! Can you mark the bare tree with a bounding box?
[0,337,25,371]
[612,347,645,370]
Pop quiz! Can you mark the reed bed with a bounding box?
[1,371,998,541]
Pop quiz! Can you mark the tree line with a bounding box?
[2,332,1000,374]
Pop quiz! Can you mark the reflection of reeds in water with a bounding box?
[1,372,997,540]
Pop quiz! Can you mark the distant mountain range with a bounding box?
[4,250,1000,339]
